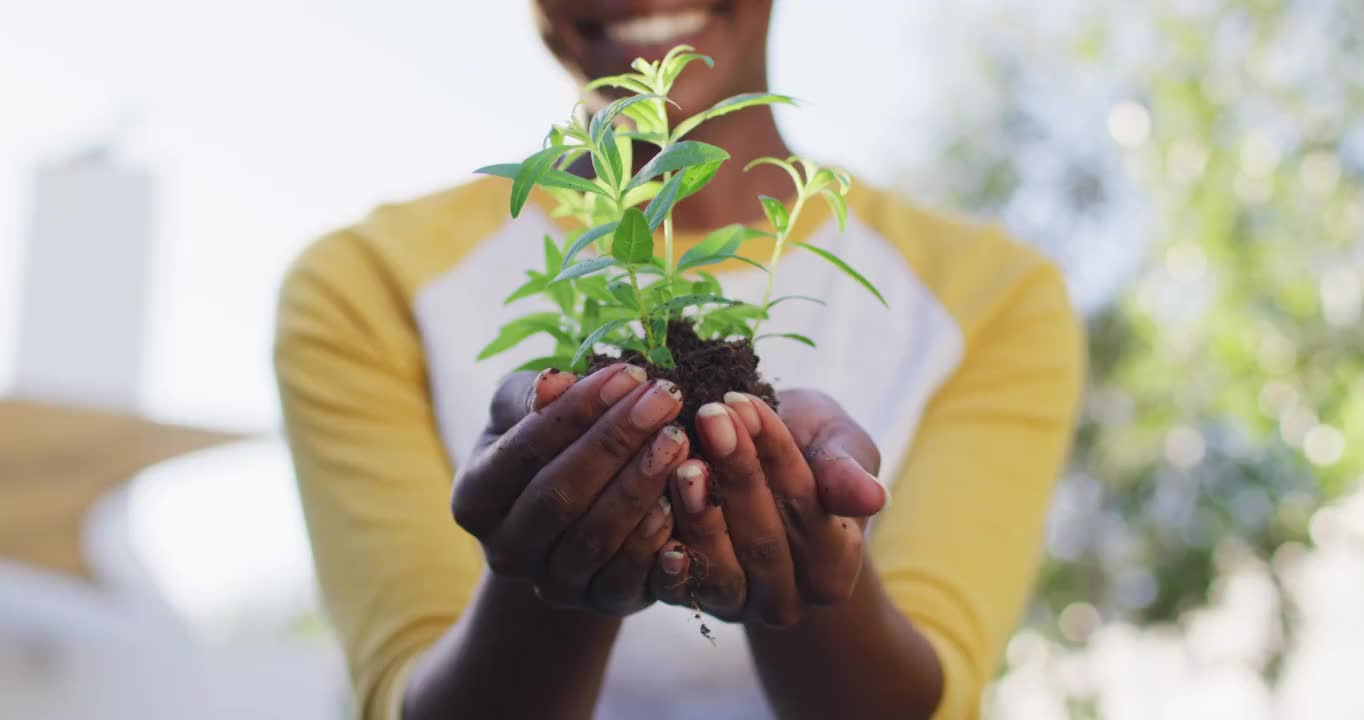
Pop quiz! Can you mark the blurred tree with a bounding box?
[907,0,1363,692]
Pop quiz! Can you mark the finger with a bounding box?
[777,391,886,518]
[806,437,887,518]
[668,460,746,617]
[651,541,693,607]
[543,425,689,605]
[492,378,684,577]
[588,496,675,615]
[724,391,762,435]
[530,367,577,412]
[453,363,646,540]
[696,402,800,627]
[738,393,863,606]
[650,539,693,608]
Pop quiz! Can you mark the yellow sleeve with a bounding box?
[274,230,483,719]
[869,259,1084,719]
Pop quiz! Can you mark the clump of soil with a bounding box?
[588,320,777,454]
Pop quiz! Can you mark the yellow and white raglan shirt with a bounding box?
[275,177,1084,720]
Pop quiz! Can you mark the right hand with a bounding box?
[452,364,689,616]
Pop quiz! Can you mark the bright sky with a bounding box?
[0,1,976,430]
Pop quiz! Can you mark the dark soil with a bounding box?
[587,320,776,456]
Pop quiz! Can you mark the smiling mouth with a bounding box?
[579,3,727,52]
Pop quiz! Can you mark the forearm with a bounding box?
[746,556,943,720]
[403,573,621,720]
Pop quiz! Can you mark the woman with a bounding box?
[275,2,1084,718]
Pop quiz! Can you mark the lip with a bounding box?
[575,1,730,63]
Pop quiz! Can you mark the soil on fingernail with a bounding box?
[588,320,777,456]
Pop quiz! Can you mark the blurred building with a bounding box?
[16,147,152,409]
[2,148,238,580]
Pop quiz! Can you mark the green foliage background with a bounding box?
[912,0,1364,690]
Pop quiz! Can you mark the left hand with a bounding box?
[651,389,886,627]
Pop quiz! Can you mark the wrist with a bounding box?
[480,572,623,638]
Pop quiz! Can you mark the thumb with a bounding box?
[488,368,576,433]
[805,434,887,518]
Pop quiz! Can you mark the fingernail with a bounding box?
[641,425,687,476]
[696,403,737,457]
[528,369,551,412]
[630,379,682,430]
[639,495,672,537]
[675,462,708,515]
[600,364,647,405]
[723,391,761,435]
[662,549,686,576]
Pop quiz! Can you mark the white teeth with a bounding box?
[604,10,709,46]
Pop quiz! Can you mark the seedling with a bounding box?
[475,45,885,427]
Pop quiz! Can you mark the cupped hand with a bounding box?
[651,389,886,627]
[452,364,691,616]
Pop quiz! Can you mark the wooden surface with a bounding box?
[0,399,241,581]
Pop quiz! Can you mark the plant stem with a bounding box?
[662,171,676,277]
[752,190,809,337]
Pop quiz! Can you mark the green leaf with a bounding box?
[631,58,657,76]
[692,271,723,297]
[552,256,616,284]
[640,279,674,311]
[626,141,731,191]
[792,241,888,307]
[583,73,652,95]
[649,294,739,317]
[671,93,798,141]
[820,189,848,231]
[614,131,633,179]
[575,275,615,304]
[677,253,769,274]
[623,181,663,209]
[647,346,676,368]
[675,223,768,270]
[548,279,575,315]
[542,235,563,277]
[593,127,624,188]
[570,319,629,371]
[675,159,723,202]
[765,295,826,310]
[806,167,836,194]
[744,157,804,191]
[589,93,666,144]
[477,313,571,360]
[475,162,605,197]
[759,195,791,233]
[755,332,817,348]
[581,298,601,333]
[607,280,639,309]
[644,172,686,231]
[504,271,547,305]
[622,104,667,139]
[659,49,714,89]
[588,193,618,226]
[562,221,619,269]
[598,305,641,324]
[707,303,768,322]
[508,145,580,217]
[611,207,654,264]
